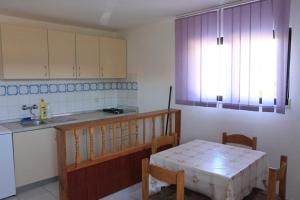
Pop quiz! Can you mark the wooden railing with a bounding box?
[56,109,181,200]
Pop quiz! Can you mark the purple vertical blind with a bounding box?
[222,0,275,112]
[273,0,291,114]
[176,11,218,107]
[175,0,291,114]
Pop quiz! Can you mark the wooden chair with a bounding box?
[151,133,178,154]
[222,132,257,150]
[142,158,211,200]
[244,155,288,200]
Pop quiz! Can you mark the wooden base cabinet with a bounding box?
[0,24,49,79]
[13,128,58,187]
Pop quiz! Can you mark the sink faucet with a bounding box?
[22,104,38,119]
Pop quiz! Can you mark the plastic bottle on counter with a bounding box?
[39,99,48,123]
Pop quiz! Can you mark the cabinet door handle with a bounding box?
[78,66,81,77]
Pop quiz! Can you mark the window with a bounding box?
[175,0,291,114]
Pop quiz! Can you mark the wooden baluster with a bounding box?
[169,112,172,135]
[152,117,156,139]
[89,127,95,160]
[82,128,87,159]
[135,120,139,146]
[120,122,124,150]
[101,126,106,155]
[113,124,117,152]
[175,110,181,145]
[128,121,132,147]
[161,114,165,136]
[143,118,146,145]
[74,129,80,166]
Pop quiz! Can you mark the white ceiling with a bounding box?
[0,0,239,31]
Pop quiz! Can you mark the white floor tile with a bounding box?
[8,181,141,200]
[43,182,59,198]
[100,183,142,200]
[16,187,56,200]
[4,196,18,200]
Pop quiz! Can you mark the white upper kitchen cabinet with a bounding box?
[76,33,100,79]
[0,24,49,79]
[48,30,76,79]
[100,37,127,79]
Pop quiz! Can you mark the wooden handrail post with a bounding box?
[89,127,95,160]
[101,126,106,155]
[169,112,172,135]
[135,120,139,146]
[175,110,181,144]
[161,114,165,136]
[113,124,117,152]
[74,129,80,166]
[120,122,124,150]
[57,130,68,200]
[152,117,156,140]
[128,121,132,147]
[143,118,146,145]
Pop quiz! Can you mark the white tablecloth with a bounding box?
[149,139,268,200]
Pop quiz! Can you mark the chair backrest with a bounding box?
[222,132,257,150]
[151,133,178,154]
[267,155,288,200]
[142,158,184,200]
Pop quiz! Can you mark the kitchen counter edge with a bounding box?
[0,111,137,133]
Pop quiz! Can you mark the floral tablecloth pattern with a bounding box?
[149,139,268,200]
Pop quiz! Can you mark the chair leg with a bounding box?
[279,155,288,200]
[176,171,184,200]
[267,168,277,200]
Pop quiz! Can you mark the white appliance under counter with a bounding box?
[0,125,16,199]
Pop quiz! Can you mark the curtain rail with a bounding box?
[176,0,261,19]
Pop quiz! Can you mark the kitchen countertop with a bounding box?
[0,110,137,133]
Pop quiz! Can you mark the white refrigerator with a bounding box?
[0,126,16,199]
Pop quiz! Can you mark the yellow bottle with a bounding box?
[39,99,48,122]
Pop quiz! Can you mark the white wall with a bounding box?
[123,0,300,198]
[0,14,117,37]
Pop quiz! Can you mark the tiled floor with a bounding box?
[5,181,142,200]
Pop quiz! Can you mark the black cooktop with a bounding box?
[102,108,124,114]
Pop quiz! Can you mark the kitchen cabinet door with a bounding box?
[13,128,58,187]
[100,37,127,79]
[76,33,100,79]
[48,30,76,79]
[0,24,49,79]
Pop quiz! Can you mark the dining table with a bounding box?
[149,139,268,200]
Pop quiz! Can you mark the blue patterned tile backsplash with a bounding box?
[0,79,138,121]
[1,81,137,96]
